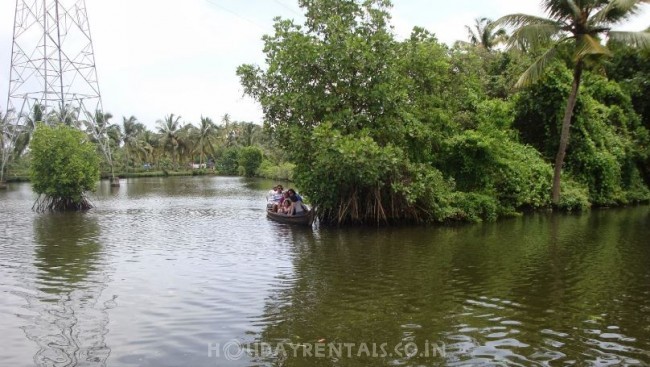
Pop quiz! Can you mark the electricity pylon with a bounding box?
[2,0,117,183]
[6,0,103,124]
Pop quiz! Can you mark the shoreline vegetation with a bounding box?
[3,168,290,183]
[2,0,649,223]
[5,170,648,207]
[235,0,650,225]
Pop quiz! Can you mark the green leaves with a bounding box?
[608,30,650,48]
[502,0,650,85]
[238,146,263,177]
[237,0,649,223]
[29,124,100,208]
[515,45,561,88]
[590,0,650,25]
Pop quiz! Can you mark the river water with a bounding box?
[1,176,649,366]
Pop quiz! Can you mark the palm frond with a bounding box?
[607,30,650,48]
[566,0,582,19]
[494,13,561,29]
[514,45,560,89]
[506,23,562,50]
[543,0,583,23]
[591,0,650,25]
[465,25,478,44]
[575,34,611,60]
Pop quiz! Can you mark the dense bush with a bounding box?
[440,127,553,211]
[556,178,591,212]
[238,146,263,177]
[512,62,571,159]
[30,124,100,211]
[215,147,240,175]
[513,64,650,206]
[258,160,295,181]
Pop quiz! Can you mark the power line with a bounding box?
[203,0,270,32]
[272,0,302,17]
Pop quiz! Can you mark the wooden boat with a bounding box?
[266,208,314,226]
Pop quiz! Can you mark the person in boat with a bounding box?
[287,189,307,216]
[267,185,284,209]
[272,191,291,213]
[278,198,292,214]
[287,188,302,203]
[266,185,277,198]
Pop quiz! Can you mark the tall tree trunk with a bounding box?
[552,62,583,205]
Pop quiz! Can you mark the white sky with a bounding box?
[0,0,647,130]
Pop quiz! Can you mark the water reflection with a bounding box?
[33,213,102,292]
[252,209,650,366]
[2,180,649,367]
[18,213,114,367]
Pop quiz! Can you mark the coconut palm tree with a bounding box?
[237,122,262,147]
[48,103,80,127]
[121,116,145,170]
[157,114,184,168]
[496,0,650,204]
[13,103,43,159]
[194,116,218,166]
[137,130,159,167]
[84,110,118,182]
[176,124,195,168]
[221,113,237,147]
[465,17,508,50]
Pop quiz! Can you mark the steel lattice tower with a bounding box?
[6,0,103,124]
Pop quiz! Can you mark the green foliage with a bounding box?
[605,44,650,185]
[216,147,241,175]
[439,125,552,211]
[556,178,591,212]
[258,159,295,181]
[238,0,406,162]
[236,0,649,224]
[158,157,173,174]
[296,124,403,223]
[449,192,500,222]
[568,74,648,204]
[512,64,650,206]
[238,146,263,177]
[30,124,100,211]
[497,0,650,205]
[475,98,515,131]
[512,61,572,158]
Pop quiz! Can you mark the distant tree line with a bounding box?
[1,109,289,182]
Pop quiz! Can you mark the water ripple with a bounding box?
[1,179,650,366]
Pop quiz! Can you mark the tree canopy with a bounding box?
[237,0,649,224]
[30,124,100,211]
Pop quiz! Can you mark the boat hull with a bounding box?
[266,209,313,226]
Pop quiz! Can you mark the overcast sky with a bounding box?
[0,0,647,130]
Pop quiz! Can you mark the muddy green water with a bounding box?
[1,177,649,366]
